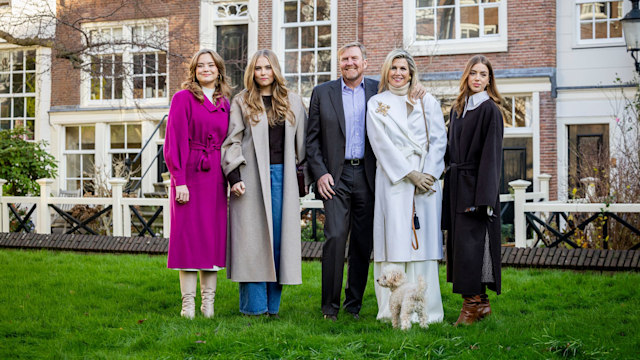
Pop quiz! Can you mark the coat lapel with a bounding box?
[250,111,273,239]
[328,79,346,137]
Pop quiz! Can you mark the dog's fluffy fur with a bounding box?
[376,265,428,330]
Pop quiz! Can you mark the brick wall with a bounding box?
[257,0,272,49]
[539,91,558,200]
[360,0,556,74]
[51,0,200,107]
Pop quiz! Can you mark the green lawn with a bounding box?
[0,249,638,359]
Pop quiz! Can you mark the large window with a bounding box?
[83,20,168,106]
[281,0,332,97]
[109,124,142,181]
[64,126,95,193]
[405,0,507,55]
[577,0,623,43]
[0,49,36,138]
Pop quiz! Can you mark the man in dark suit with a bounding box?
[306,42,376,320]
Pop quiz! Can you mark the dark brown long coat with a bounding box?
[442,99,503,295]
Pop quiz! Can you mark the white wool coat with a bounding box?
[366,91,447,262]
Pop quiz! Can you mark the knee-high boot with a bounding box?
[199,271,217,318]
[179,271,198,319]
[454,294,482,326]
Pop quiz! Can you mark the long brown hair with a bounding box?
[181,49,231,105]
[453,55,502,116]
[242,49,294,126]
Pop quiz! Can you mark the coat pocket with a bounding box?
[455,174,476,213]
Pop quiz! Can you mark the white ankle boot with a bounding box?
[199,271,217,318]
[179,271,198,319]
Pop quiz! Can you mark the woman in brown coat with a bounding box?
[221,49,306,316]
[443,55,503,326]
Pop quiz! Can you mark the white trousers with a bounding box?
[373,260,444,324]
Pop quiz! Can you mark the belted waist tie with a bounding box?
[189,138,221,172]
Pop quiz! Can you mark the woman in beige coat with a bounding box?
[222,49,306,317]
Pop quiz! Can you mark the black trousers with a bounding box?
[321,163,374,316]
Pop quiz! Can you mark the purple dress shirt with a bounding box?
[342,78,366,160]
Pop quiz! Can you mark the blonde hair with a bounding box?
[378,49,419,104]
[242,49,294,126]
[181,49,231,105]
[453,55,502,116]
[338,42,367,60]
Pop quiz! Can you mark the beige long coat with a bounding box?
[221,91,306,284]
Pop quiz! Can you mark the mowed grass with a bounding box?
[0,249,638,359]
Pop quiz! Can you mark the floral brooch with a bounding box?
[375,101,390,116]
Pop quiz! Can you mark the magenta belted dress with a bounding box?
[164,89,229,269]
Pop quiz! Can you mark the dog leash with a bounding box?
[411,201,419,250]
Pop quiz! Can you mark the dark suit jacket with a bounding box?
[306,77,379,192]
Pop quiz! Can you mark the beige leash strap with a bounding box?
[420,98,430,152]
[411,200,419,250]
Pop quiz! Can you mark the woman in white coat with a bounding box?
[366,49,447,324]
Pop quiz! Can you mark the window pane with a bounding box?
[26,50,36,71]
[580,22,593,40]
[285,52,299,73]
[300,0,314,22]
[67,180,80,192]
[91,77,101,100]
[501,96,513,127]
[318,25,331,47]
[158,76,166,98]
[158,53,167,73]
[114,77,123,99]
[437,7,456,40]
[127,124,142,149]
[0,52,9,72]
[317,74,330,85]
[514,97,530,128]
[82,154,94,177]
[595,21,607,39]
[438,0,454,5]
[133,77,144,99]
[417,0,434,7]
[26,97,35,117]
[81,126,95,150]
[0,98,9,117]
[460,5,479,38]
[610,1,623,19]
[285,1,298,23]
[300,75,314,98]
[300,51,315,73]
[13,51,23,71]
[416,8,435,41]
[13,73,24,93]
[610,20,622,38]
[0,120,10,130]
[285,75,299,92]
[13,97,24,117]
[317,0,330,21]
[318,50,331,72]
[103,77,113,100]
[0,74,8,94]
[66,127,80,150]
[25,73,36,93]
[285,28,299,49]
[134,54,143,74]
[111,124,125,149]
[301,26,315,48]
[145,54,156,74]
[66,154,81,177]
[145,76,156,98]
[484,6,499,35]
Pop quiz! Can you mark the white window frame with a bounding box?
[80,18,169,108]
[574,0,627,48]
[0,48,37,138]
[272,0,338,97]
[108,123,143,181]
[404,0,508,56]
[200,0,258,56]
[62,125,96,193]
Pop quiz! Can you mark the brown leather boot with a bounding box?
[477,294,491,320]
[454,295,482,326]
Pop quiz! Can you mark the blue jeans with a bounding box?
[239,164,284,315]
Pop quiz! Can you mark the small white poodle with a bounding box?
[376,265,428,330]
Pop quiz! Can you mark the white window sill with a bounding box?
[572,40,626,50]
[407,37,507,56]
